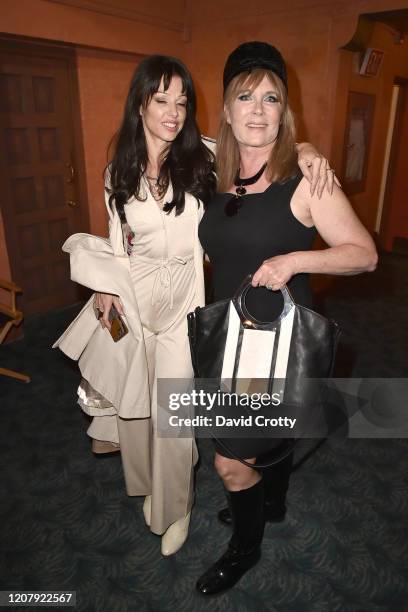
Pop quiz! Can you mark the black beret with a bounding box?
[223,41,287,93]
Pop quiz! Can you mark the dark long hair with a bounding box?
[106,55,216,223]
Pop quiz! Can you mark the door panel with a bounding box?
[0,47,87,314]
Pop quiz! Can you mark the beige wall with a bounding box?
[1,0,186,56]
[75,48,143,237]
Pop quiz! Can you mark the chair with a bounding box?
[0,278,30,383]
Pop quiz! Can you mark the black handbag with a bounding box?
[187,275,341,467]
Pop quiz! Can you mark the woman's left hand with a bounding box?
[297,143,340,198]
[252,253,298,291]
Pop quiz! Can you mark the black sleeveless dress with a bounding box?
[198,174,317,458]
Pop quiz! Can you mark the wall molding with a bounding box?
[46,0,185,33]
[189,0,342,27]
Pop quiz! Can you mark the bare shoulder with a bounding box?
[293,177,350,212]
[290,177,315,227]
[293,176,313,199]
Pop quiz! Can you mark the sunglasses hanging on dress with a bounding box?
[224,162,267,216]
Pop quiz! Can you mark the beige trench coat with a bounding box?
[54,189,205,417]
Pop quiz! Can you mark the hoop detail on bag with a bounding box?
[220,280,296,403]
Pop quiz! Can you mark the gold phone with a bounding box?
[98,305,128,342]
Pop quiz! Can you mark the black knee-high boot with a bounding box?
[218,449,293,525]
[196,478,265,595]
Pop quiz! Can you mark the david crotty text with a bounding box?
[168,415,297,429]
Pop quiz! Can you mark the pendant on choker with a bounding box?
[235,185,247,196]
[224,162,267,216]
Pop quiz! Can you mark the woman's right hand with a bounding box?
[94,293,124,330]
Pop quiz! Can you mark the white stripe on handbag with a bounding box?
[221,301,295,399]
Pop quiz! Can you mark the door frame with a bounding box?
[378,77,408,251]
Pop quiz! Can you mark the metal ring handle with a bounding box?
[232,274,295,329]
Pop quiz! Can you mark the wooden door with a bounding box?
[0,44,88,314]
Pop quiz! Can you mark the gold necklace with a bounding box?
[145,175,165,203]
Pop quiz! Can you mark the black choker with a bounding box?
[225,162,267,216]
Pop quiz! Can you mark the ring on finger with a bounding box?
[266,284,273,290]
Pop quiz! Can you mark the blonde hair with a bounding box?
[216,69,298,192]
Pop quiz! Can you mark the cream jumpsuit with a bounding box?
[80,184,200,535]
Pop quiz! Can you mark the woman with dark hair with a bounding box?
[79,54,215,557]
[196,41,378,594]
[55,53,334,557]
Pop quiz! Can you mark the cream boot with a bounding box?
[143,495,152,526]
[161,512,191,556]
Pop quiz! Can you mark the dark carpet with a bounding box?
[0,253,407,612]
